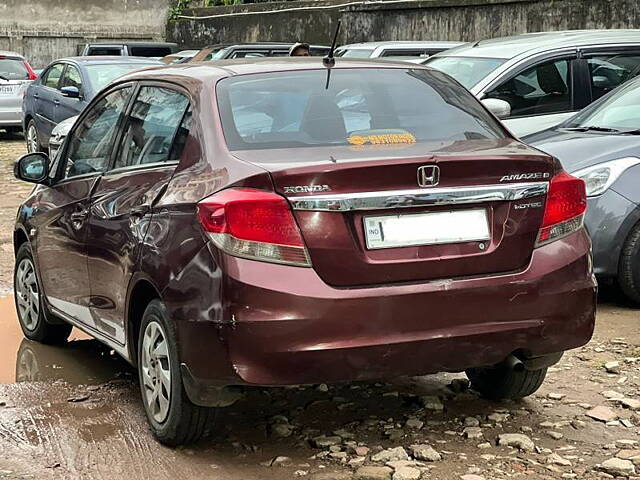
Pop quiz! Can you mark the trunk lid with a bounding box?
[233,139,555,287]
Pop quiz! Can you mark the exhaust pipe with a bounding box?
[505,354,525,372]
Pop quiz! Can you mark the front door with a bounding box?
[35,85,133,326]
[86,84,191,343]
[57,64,86,124]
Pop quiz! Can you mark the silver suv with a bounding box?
[427,30,640,137]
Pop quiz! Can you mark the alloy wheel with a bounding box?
[26,124,38,153]
[15,258,40,331]
[141,321,172,423]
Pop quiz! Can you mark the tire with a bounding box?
[618,222,640,306]
[466,364,547,400]
[14,243,72,344]
[137,299,216,446]
[25,119,41,153]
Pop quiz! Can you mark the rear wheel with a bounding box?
[618,222,640,306]
[138,300,216,446]
[14,243,72,344]
[25,119,40,153]
[466,364,547,400]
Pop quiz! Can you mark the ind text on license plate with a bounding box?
[364,208,490,249]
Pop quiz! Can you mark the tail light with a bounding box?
[197,188,311,267]
[536,171,587,246]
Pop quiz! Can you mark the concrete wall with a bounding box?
[0,0,172,68]
[168,0,640,48]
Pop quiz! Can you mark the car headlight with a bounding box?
[573,157,640,197]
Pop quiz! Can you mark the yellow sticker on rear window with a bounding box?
[347,132,417,146]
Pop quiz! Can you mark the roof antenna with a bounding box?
[323,20,341,89]
[323,20,342,68]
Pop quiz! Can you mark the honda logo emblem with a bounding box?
[417,165,440,187]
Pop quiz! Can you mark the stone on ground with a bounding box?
[371,447,409,463]
[599,457,636,476]
[392,466,421,480]
[409,444,442,462]
[497,433,535,452]
[354,466,393,480]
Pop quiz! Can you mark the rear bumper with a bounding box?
[0,107,22,127]
[178,229,596,390]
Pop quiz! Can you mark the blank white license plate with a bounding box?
[0,86,14,95]
[364,208,490,249]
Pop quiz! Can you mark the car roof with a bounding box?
[338,41,466,50]
[55,56,164,65]
[202,42,329,50]
[0,50,24,59]
[86,42,178,47]
[438,29,640,59]
[116,57,423,84]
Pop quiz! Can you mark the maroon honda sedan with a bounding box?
[13,57,596,445]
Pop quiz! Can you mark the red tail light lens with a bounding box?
[536,171,587,246]
[198,188,311,266]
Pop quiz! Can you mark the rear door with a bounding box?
[86,83,191,343]
[579,46,640,101]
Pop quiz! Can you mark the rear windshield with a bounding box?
[216,68,505,151]
[0,57,29,80]
[129,46,172,57]
[85,64,155,91]
[426,56,506,89]
[337,49,375,58]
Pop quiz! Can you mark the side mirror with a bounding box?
[61,86,81,99]
[14,153,50,184]
[482,98,511,120]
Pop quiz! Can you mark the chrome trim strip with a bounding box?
[288,181,549,212]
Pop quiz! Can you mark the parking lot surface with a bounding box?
[0,135,639,480]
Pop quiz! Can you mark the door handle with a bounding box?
[54,99,60,106]
[70,210,88,222]
[33,93,39,99]
[131,205,150,218]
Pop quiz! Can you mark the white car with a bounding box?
[426,30,640,137]
[336,41,466,62]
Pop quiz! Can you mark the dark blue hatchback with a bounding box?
[22,56,161,153]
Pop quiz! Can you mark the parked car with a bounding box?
[426,30,640,137]
[189,42,331,62]
[13,58,596,445]
[335,41,465,61]
[0,51,37,134]
[160,50,199,65]
[82,42,177,58]
[525,75,640,304]
[23,56,161,153]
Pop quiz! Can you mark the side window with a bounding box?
[60,65,82,90]
[114,86,189,169]
[486,59,572,117]
[587,54,640,100]
[43,64,64,89]
[64,87,132,179]
[231,51,267,59]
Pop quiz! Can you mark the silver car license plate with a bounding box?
[0,85,14,95]
[364,208,490,249]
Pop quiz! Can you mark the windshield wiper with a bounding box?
[563,125,622,133]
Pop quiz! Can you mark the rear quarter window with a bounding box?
[216,68,506,151]
[0,57,29,80]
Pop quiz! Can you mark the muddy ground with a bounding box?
[0,134,639,480]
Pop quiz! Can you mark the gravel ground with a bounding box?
[0,134,638,480]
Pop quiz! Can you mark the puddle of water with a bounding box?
[0,296,130,385]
